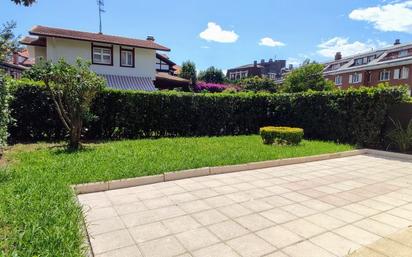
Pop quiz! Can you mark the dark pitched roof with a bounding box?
[27,25,170,51]
[229,63,263,70]
[156,53,176,66]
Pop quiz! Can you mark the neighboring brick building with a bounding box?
[324,40,412,96]
[227,59,287,81]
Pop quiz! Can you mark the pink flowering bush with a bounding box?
[194,82,228,93]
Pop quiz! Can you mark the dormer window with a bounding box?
[120,47,134,67]
[354,58,363,66]
[399,50,408,58]
[332,63,340,70]
[92,44,112,65]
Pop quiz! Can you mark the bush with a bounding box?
[238,76,278,93]
[194,82,228,93]
[282,63,335,93]
[7,82,407,148]
[0,73,11,150]
[260,126,304,145]
[386,118,412,152]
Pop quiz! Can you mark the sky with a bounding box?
[2,0,412,71]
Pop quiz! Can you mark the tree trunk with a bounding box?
[68,118,82,150]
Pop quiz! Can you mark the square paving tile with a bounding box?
[176,228,220,251]
[138,236,186,257]
[283,218,326,238]
[283,241,333,257]
[208,220,248,240]
[89,229,135,255]
[129,222,170,243]
[235,213,274,231]
[192,243,240,257]
[227,234,276,257]
[79,154,412,257]
[311,232,360,257]
[257,225,302,248]
[94,245,142,257]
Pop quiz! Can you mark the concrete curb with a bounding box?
[73,149,375,195]
[364,148,412,161]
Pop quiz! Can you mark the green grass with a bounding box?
[0,135,354,257]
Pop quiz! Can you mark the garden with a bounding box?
[0,57,411,256]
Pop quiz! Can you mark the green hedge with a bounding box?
[0,74,11,149]
[7,81,407,147]
[260,126,304,145]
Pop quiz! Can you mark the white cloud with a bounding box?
[199,22,239,43]
[201,46,210,49]
[317,37,389,58]
[286,57,302,67]
[349,1,412,33]
[258,37,285,47]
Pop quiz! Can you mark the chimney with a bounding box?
[394,39,401,45]
[261,59,265,64]
[146,36,155,41]
[335,52,342,61]
[12,52,19,65]
[253,60,257,67]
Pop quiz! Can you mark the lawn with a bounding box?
[0,135,354,257]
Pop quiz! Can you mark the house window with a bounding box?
[241,71,248,78]
[394,69,400,80]
[402,67,409,79]
[335,75,342,85]
[379,70,390,81]
[399,50,408,58]
[350,73,362,84]
[92,45,112,65]
[367,55,376,63]
[120,48,134,67]
[354,58,363,66]
[332,64,340,70]
[156,58,170,71]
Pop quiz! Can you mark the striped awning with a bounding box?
[100,74,157,91]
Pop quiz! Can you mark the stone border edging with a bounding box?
[74,149,374,194]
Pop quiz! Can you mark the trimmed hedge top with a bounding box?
[7,80,408,147]
[260,126,304,145]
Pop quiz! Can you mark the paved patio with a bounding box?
[78,154,412,257]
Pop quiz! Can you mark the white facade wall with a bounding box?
[27,45,47,61]
[45,37,156,79]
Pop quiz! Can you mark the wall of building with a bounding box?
[326,64,412,96]
[45,37,156,78]
[27,45,47,61]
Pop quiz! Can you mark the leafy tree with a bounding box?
[238,76,278,93]
[0,21,21,62]
[12,0,36,6]
[30,58,105,150]
[179,61,197,90]
[282,63,335,93]
[198,66,225,84]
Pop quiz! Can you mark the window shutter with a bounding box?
[349,75,353,83]
[359,73,363,83]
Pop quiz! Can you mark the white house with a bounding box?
[21,25,174,91]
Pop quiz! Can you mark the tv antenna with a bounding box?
[97,0,105,34]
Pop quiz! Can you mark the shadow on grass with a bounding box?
[52,145,96,155]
